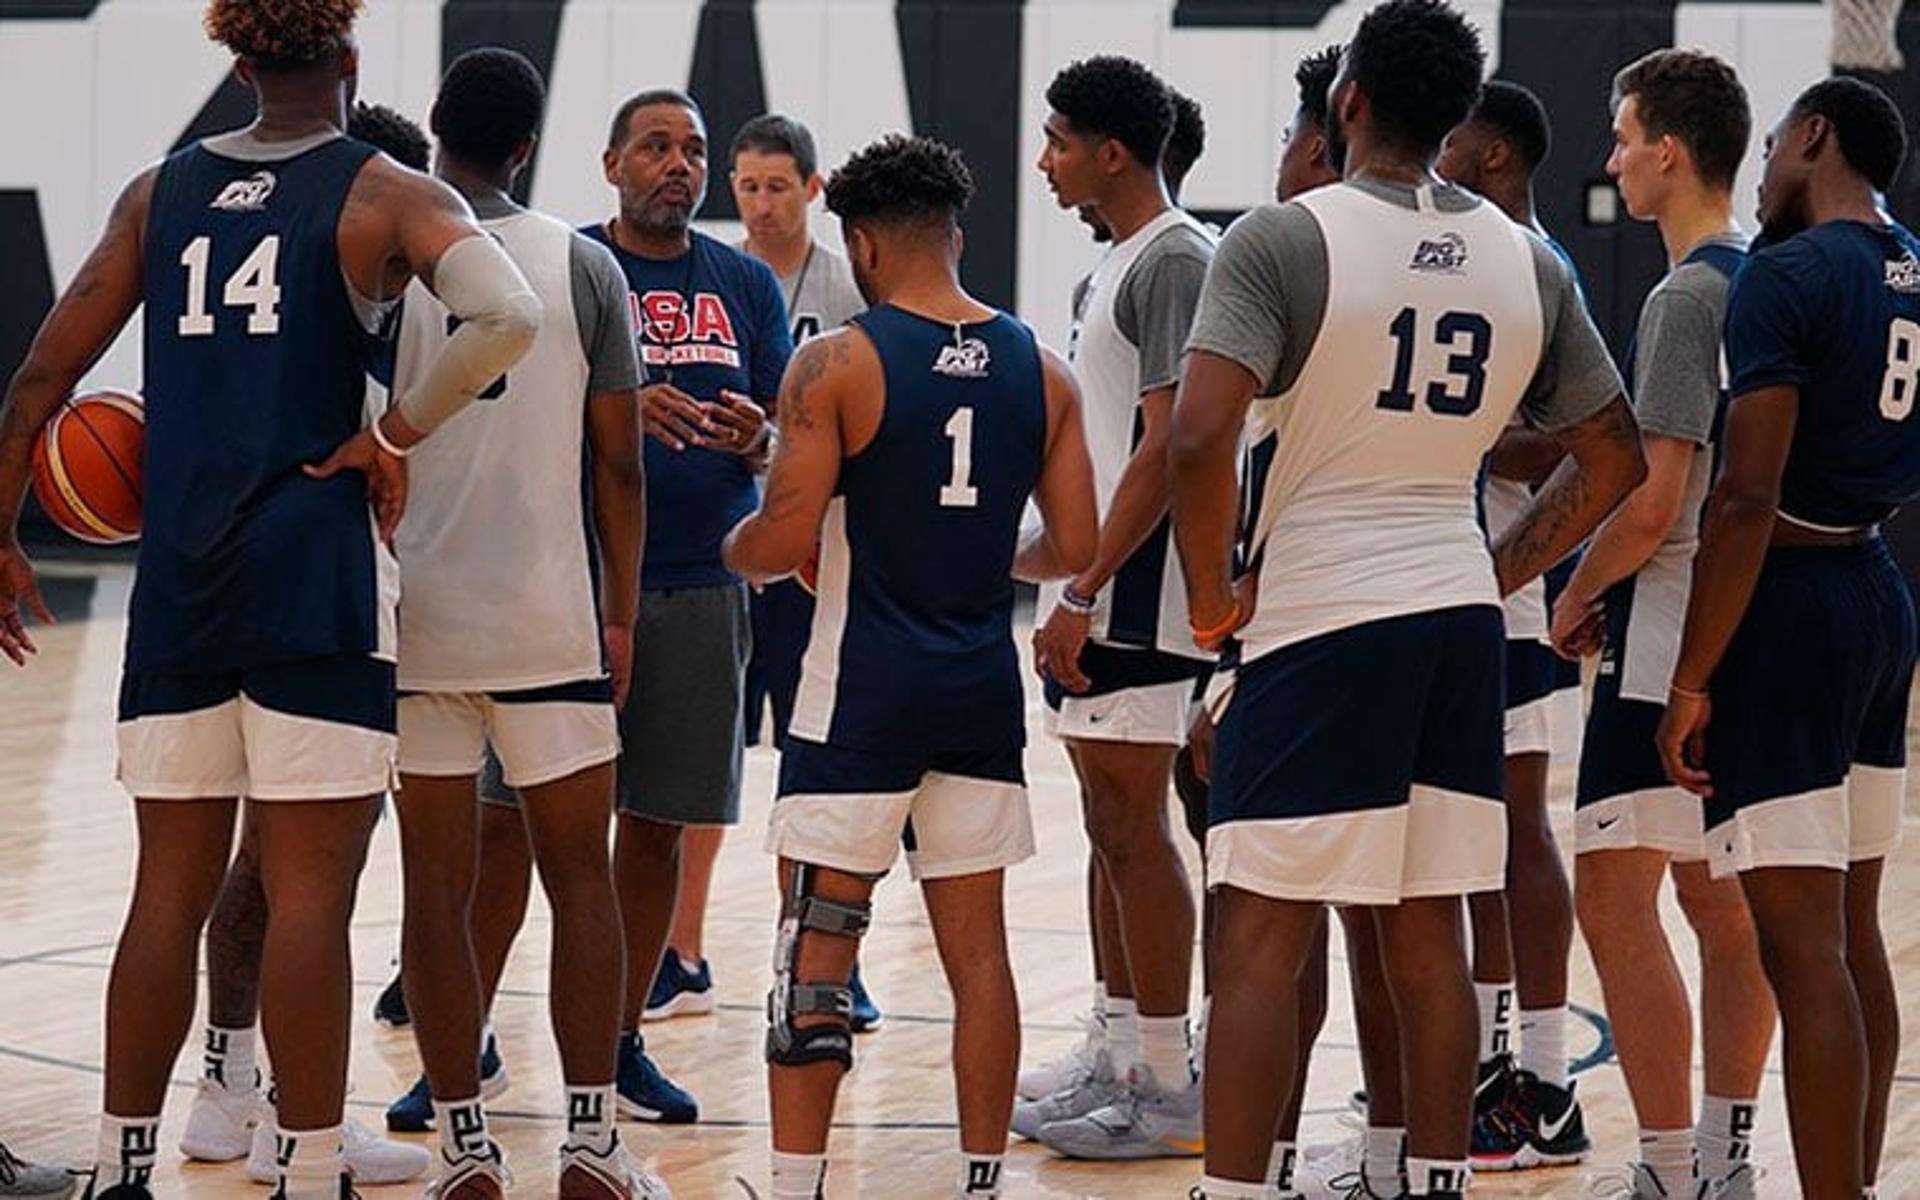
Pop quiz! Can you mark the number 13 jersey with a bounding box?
[788,306,1048,756]
[1187,178,1622,663]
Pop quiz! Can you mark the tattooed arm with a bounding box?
[0,167,153,664]
[1490,395,1646,597]
[721,331,853,584]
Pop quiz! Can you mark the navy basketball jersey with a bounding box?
[1728,220,1920,529]
[132,134,385,674]
[787,306,1049,754]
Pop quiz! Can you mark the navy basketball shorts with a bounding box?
[398,678,616,794]
[1043,641,1212,746]
[1703,540,1914,877]
[745,578,814,750]
[1504,637,1558,757]
[117,653,396,801]
[1207,605,1508,904]
[769,738,1034,881]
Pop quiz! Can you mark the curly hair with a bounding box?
[1346,0,1485,155]
[1294,43,1344,134]
[1790,76,1907,195]
[1045,55,1175,168]
[204,0,362,67]
[1613,49,1750,189]
[1165,89,1206,196]
[825,134,974,229]
[349,102,430,171]
[433,48,546,170]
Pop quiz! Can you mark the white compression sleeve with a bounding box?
[394,234,541,435]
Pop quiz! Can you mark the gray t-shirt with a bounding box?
[744,239,866,343]
[470,192,641,394]
[1630,232,1746,444]
[1186,178,1621,431]
[1114,223,1213,393]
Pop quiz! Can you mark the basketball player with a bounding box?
[1548,51,1777,1200]
[178,97,436,1187]
[1170,2,1648,1195]
[705,111,881,1033]
[1024,55,1209,1161]
[591,88,794,1125]
[0,2,541,1197]
[1434,79,1590,1165]
[379,49,665,1198]
[1657,77,1916,1200]
[724,132,1096,1200]
[1075,87,1206,246]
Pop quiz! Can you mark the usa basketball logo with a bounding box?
[209,170,276,212]
[933,338,991,378]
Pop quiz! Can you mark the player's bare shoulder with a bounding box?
[780,325,877,433]
[338,153,477,296]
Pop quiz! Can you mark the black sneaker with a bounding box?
[372,972,409,1029]
[1473,1053,1520,1119]
[79,1176,151,1200]
[848,963,882,1033]
[1472,1069,1589,1171]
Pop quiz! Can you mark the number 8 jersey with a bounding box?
[133,131,389,675]
[1187,179,1621,663]
[787,305,1048,755]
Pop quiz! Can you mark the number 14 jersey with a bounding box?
[1187,178,1623,664]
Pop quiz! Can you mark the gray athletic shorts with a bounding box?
[616,582,751,825]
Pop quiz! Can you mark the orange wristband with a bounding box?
[1189,598,1243,651]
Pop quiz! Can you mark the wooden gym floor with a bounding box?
[2,564,1917,1198]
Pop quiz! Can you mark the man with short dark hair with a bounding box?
[1658,75,1918,1200]
[1171,3,1647,1194]
[591,87,794,1129]
[724,130,1096,1200]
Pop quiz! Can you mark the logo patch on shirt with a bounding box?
[933,337,992,378]
[209,170,276,212]
[1409,232,1469,275]
[1887,252,1920,294]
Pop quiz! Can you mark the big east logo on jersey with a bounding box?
[1410,232,1470,275]
[630,289,743,369]
[209,170,276,212]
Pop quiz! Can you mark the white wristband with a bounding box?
[370,416,410,460]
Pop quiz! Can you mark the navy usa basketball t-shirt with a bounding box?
[583,225,793,589]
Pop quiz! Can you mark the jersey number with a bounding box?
[1376,307,1491,416]
[178,235,282,337]
[940,407,979,508]
[1879,317,1919,422]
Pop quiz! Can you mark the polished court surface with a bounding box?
[2,564,1917,1197]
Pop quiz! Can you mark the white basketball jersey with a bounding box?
[1483,477,1547,642]
[1241,184,1548,662]
[1040,207,1214,657]
[394,210,603,691]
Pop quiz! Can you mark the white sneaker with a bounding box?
[1016,1010,1106,1101]
[558,1140,672,1198]
[1697,1164,1763,1200]
[1010,1050,1120,1140]
[1293,1130,1368,1199]
[246,1120,430,1185]
[423,1143,511,1199]
[1036,1066,1203,1160]
[180,1077,264,1162]
[1587,1163,1678,1198]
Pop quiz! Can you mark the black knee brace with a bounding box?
[766,865,873,1071]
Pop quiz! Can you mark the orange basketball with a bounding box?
[30,388,144,545]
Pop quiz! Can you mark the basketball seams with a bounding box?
[31,391,143,543]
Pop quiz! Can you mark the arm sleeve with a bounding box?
[751,262,795,401]
[1115,241,1212,394]
[1518,234,1625,432]
[1630,287,1722,445]
[1184,206,1298,391]
[1725,252,1815,396]
[394,233,542,435]
[570,234,642,394]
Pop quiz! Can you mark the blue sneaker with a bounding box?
[383,1033,511,1133]
[615,1031,698,1124]
[642,949,716,1022]
[372,972,409,1029]
[848,963,882,1033]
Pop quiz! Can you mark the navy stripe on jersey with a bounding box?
[132,136,380,674]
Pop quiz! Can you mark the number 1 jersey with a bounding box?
[133,131,388,675]
[1187,178,1623,663]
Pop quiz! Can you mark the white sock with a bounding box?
[1136,1013,1192,1088]
[564,1084,616,1156]
[1104,995,1140,1074]
[1639,1126,1695,1193]
[433,1095,491,1162]
[1197,1176,1265,1200]
[202,1023,259,1091]
[1696,1094,1756,1179]
[273,1122,343,1200]
[956,1153,1002,1196]
[1406,1156,1470,1195]
[1474,982,1514,1061]
[1266,1141,1300,1195]
[770,1150,826,1199]
[1517,1005,1568,1087]
[1363,1126,1404,1195]
[94,1113,159,1191]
